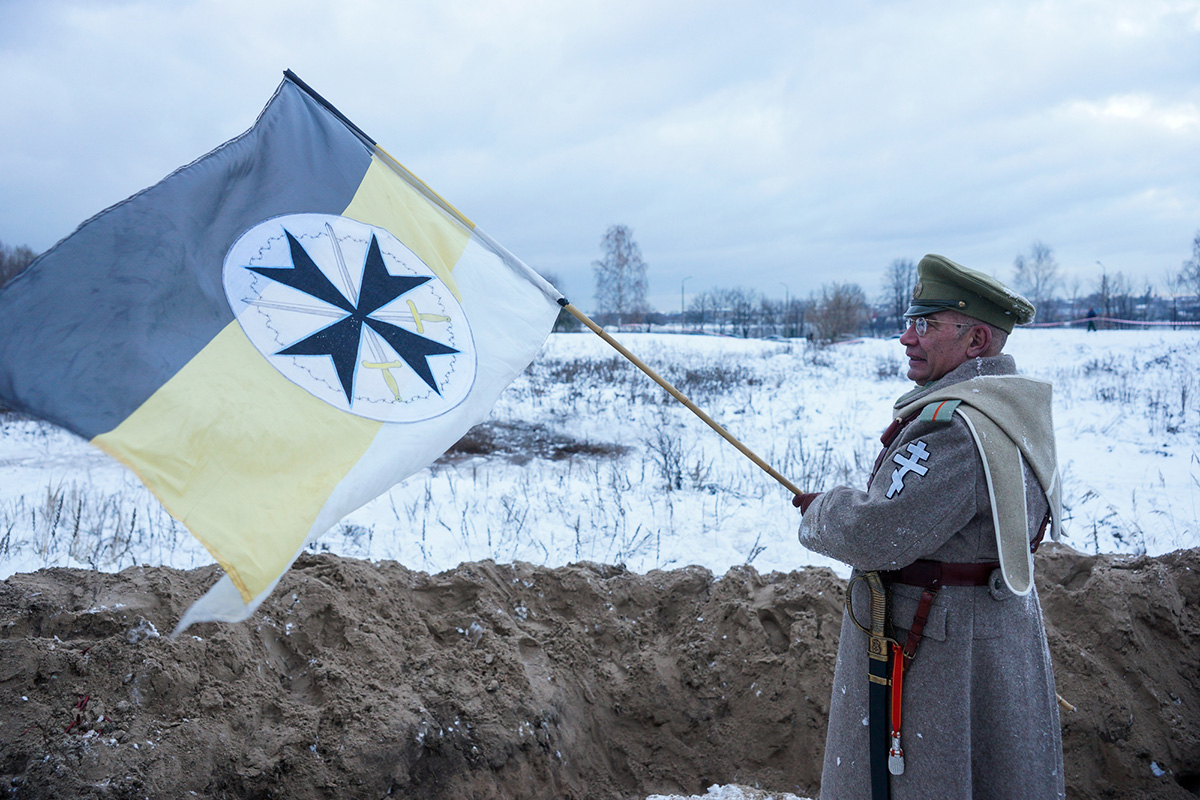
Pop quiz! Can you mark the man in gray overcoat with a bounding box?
[795,254,1066,800]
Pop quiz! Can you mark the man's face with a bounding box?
[898,312,974,384]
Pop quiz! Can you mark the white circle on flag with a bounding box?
[223,213,477,422]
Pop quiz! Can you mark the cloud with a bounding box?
[1066,94,1200,133]
[1,0,1198,310]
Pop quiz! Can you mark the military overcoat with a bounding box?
[799,355,1065,800]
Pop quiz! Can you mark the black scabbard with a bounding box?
[865,573,892,800]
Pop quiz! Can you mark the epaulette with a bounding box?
[917,398,961,423]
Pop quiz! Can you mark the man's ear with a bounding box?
[965,324,992,358]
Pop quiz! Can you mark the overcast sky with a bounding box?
[2,0,1197,312]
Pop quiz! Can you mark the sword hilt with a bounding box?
[845,573,896,653]
[865,572,887,637]
[863,572,890,665]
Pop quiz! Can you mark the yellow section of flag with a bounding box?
[343,155,470,301]
[93,322,381,600]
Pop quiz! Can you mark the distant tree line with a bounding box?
[587,226,1200,342]
[999,234,1200,329]
[10,223,1199,343]
[0,241,37,288]
[814,234,1200,340]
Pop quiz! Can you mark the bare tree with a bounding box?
[785,297,807,338]
[724,287,758,338]
[0,241,37,288]
[710,288,736,335]
[688,291,716,333]
[1013,241,1061,320]
[809,282,868,342]
[880,258,917,331]
[1064,274,1084,320]
[759,297,781,337]
[1109,271,1135,319]
[592,225,648,327]
[1180,229,1200,298]
[1094,265,1112,319]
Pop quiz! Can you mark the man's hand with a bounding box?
[792,492,821,513]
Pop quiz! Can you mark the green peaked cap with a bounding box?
[904,254,1035,333]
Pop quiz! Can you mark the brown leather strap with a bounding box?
[901,588,938,661]
[882,559,999,588]
[867,412,918,489]
[880,414,915,448]
[885,558,1009,663]
[1031,510,1050,553]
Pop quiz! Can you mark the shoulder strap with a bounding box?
[917,399,960,423]
[868,412,918,489]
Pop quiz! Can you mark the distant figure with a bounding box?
[1086,308,1098,332]
[794,254,1064,800]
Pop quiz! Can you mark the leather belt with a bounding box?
[882,509,1048,590]
[882,558,999,588]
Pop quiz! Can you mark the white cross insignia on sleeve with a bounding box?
[886,440,930,498]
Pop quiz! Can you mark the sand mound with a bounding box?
[0,543,1196,799]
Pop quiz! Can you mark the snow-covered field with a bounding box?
[2,328,1198,583]
[2,327,1196,800]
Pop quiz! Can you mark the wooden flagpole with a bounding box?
[560,301,803,498]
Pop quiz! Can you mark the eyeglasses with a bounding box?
[904,316,975,337]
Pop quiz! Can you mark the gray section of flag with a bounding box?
[0,79,373,439]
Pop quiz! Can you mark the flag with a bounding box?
[0,71,563,632]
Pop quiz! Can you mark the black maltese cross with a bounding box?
[248,230,458,404]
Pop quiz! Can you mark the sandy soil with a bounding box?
[0,543,1196,799]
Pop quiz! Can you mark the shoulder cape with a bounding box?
[896,376,1061,595]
